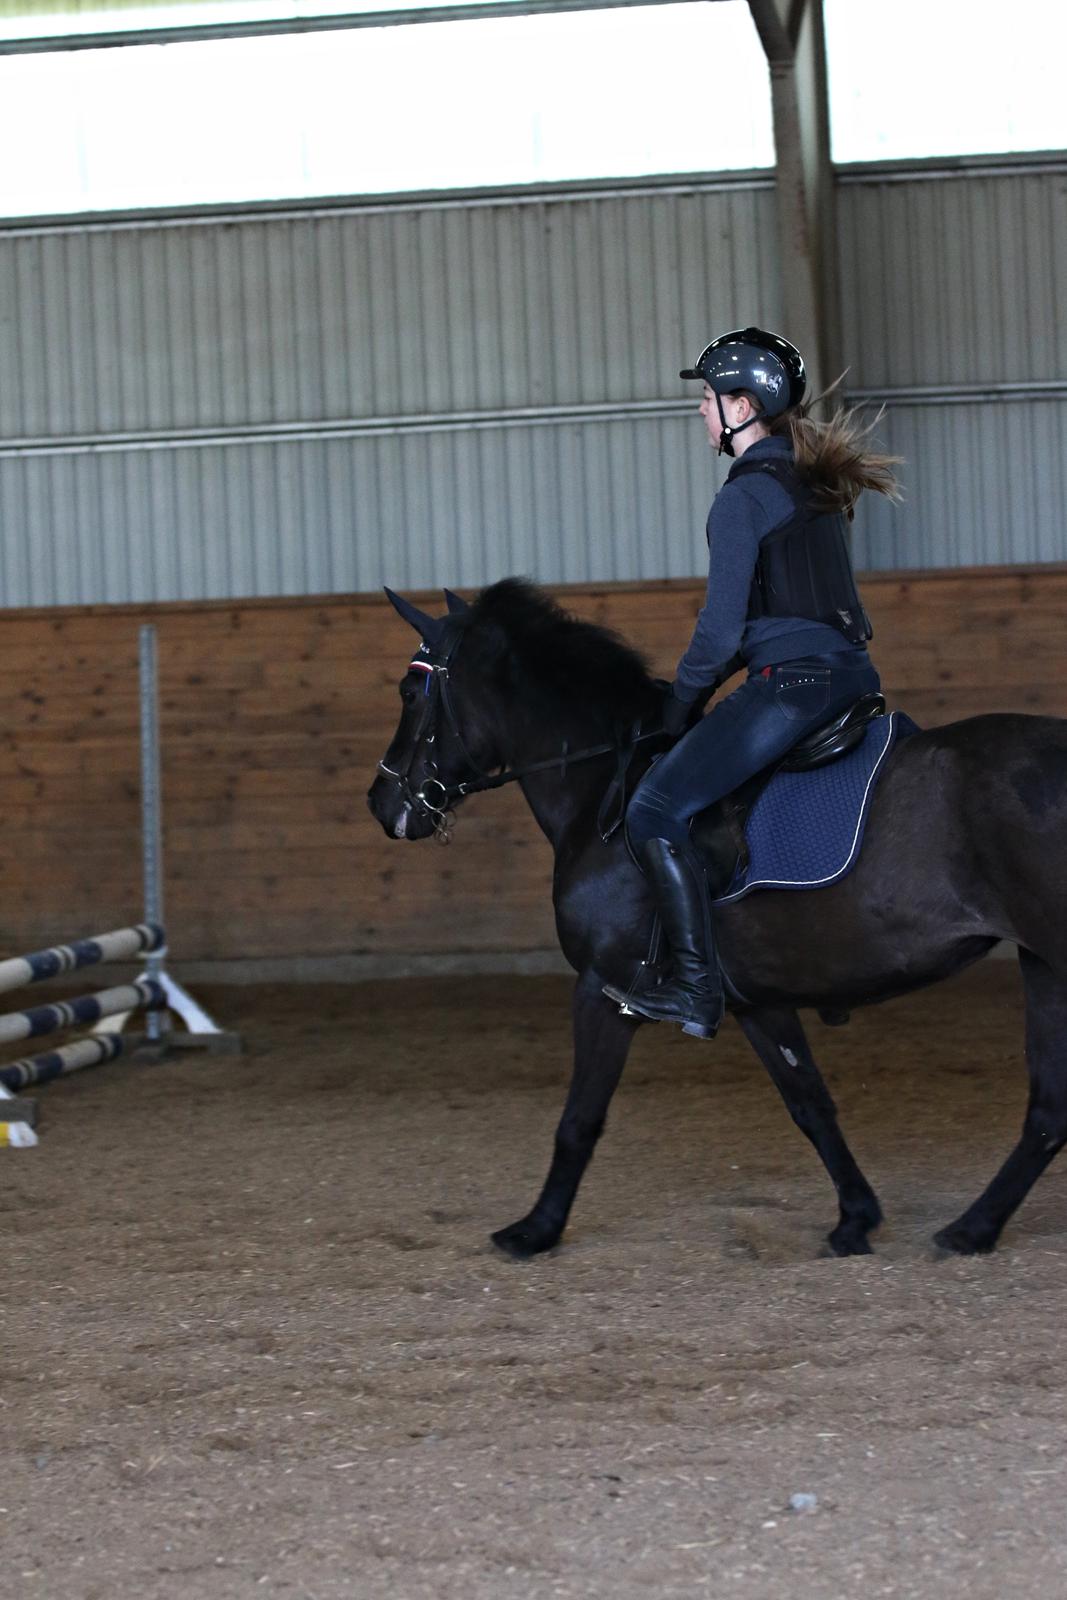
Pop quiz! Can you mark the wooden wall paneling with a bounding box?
[0,566,1061,963]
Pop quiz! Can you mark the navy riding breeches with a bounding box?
[626,652,883,851]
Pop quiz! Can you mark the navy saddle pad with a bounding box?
[714,711,918,905]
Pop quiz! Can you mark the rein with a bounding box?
[377,626,667,844]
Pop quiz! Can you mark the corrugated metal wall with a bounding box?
[0,178,776,603]
[837,159,1067,569]
[0,159,1063,605]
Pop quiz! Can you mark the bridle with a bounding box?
[377,622,667,845]
[376,622,485,844]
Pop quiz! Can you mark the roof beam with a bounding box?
[748,0,838,403]
[747,0,808,59]
[0,0,727,54]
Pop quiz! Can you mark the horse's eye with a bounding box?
[401,686,417,706]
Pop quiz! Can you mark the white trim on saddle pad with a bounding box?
[714,711,901,905]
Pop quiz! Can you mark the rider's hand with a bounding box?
[662,685,692,738]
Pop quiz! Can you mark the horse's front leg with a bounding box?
[492,967,641,1259]
[737,1005,883,1256]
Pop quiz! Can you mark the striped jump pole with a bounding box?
[0,1033,138,1093]
[0,935,167,1135]
[0,624,239,1152]
[0,975,166,1093]
[0,978,165,1050]
[0,924,164,998]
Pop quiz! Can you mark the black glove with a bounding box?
[661,685,693,738]
[670,657,740,726]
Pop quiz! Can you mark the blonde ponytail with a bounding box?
[768,398,903,518]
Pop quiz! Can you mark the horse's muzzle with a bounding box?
[366,775,437,841]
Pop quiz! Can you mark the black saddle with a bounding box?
[690,693,887,896]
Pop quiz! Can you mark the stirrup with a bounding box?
[607,978,722,1039]
[602,980,655,1020]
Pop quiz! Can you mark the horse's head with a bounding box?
[367,586,502,842]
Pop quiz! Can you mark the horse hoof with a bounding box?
[490,1220,559,1260]
[825,1228,874,1257]
[933,1222,996,1255]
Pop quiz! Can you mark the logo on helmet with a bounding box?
[754,364,784,398]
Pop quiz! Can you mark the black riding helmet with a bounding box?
[681,326,806,455]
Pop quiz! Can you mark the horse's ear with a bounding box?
[384,586,444,644]
[443,588,470,615]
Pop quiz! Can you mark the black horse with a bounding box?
[368,578,1067,1260]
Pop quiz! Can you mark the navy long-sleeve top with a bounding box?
[672,435,867,703]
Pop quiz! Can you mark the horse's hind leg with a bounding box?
[935,948,1067,1254]
[737,1006,883,1256]
[491,967,641,1259]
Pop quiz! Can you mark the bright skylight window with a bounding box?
[825,0,1067,163]
[0,3,773,216]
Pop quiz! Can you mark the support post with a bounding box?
[747,0,839,405]
[140,624,166,1042]
[137,625,241,1053]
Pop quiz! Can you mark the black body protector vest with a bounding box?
[728,455,872,646]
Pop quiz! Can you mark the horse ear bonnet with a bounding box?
[443,588,470,615]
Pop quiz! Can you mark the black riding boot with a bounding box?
[605,838,724,1039]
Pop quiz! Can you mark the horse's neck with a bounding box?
[517,767,601,850]
[515,730,655,853]
[494,694,652,852]
[494,710,602,848]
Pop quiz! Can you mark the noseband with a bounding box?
[378,621,667,844]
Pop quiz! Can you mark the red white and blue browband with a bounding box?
[410,647,435,693]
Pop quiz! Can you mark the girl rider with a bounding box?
[605,327,900,1040]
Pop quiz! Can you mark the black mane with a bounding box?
[465,578,659,730]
